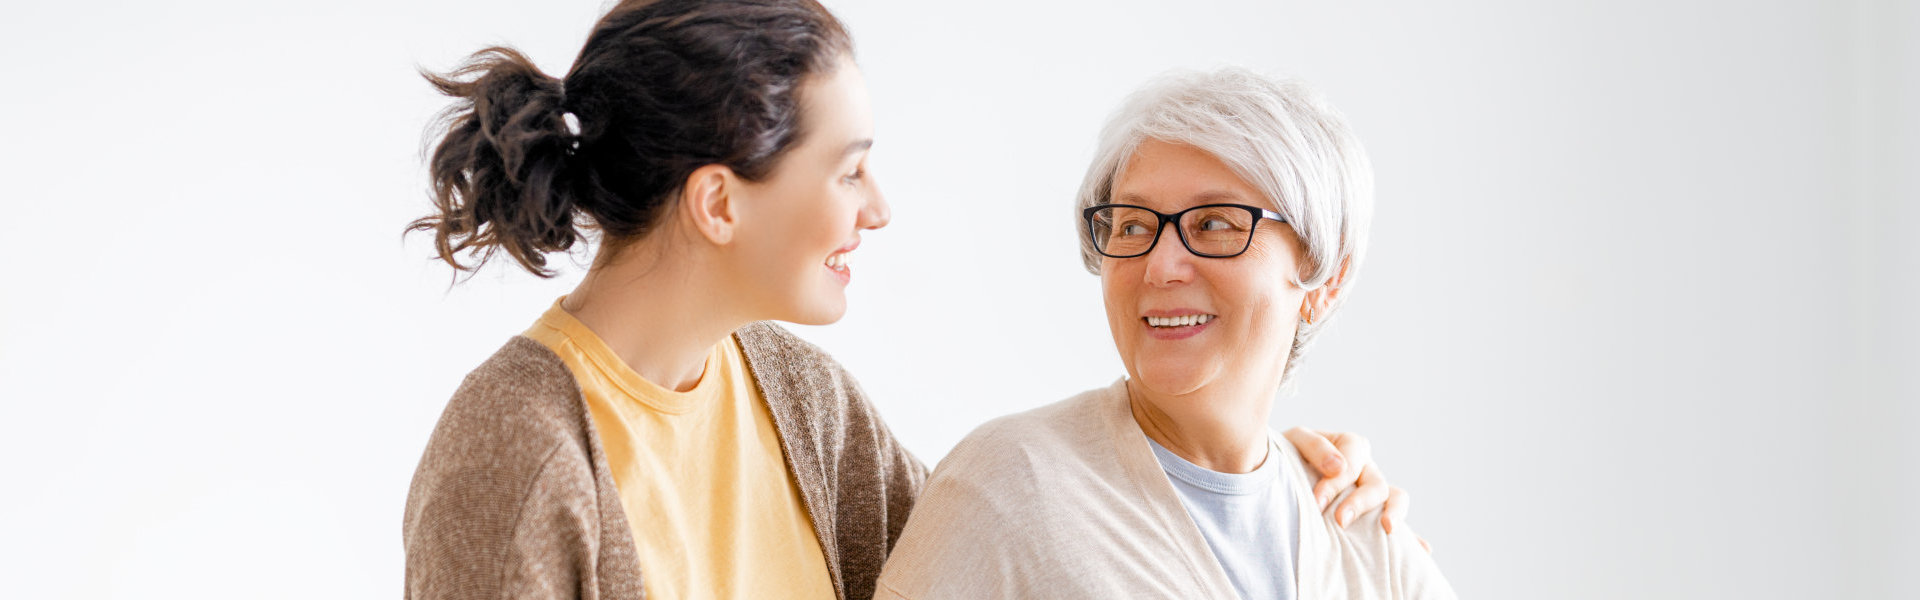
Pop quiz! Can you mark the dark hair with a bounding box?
[409,0,852,277]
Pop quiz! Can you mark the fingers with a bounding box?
[1381,485,1434,555]
[1282,427,1346,482]
[1333,463,1389,528]
[1321,429,1373,481]
[1380,485,1410,534]
[1283,428,1348,510]
[1307,430,1373,510]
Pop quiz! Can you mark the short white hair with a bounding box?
[1074,67,1374,387]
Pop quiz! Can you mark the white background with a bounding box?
[1,0,1914,598]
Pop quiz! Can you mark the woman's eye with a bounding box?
[1201,218,1231,231]
[842,168,865,185]
[1121,223,1151,236]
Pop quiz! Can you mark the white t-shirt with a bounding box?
[1148,436,1300,600]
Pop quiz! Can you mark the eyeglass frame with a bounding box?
[1081,203,1290,259]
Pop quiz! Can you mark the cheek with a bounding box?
[1229,239,1308,307]
[1241,233,1304,278]
[750,219,810,266]
[802,187,860,240]
[1099,265,1134,320]
[755,188,847,259]
[1210,263,1303,342]
[1098,272,1140,354]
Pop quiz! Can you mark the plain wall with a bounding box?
[0,0,1912,597]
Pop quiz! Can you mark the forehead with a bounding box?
[1112,139,1271,211]
[795,56,871,147]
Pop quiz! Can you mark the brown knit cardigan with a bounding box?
[402,323,928,599]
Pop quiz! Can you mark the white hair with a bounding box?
[1074,67,1375,388]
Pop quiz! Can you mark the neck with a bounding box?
[560,240,746,393]
[1126,374,1279,474]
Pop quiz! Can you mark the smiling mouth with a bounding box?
[825,251,850,270]
[1144,314,1215,328]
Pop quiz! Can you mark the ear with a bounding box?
[678,164,739,245]
[1299,255,1354,323]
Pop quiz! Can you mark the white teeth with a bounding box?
[1145,314,1214,327]
[825,253,849,269]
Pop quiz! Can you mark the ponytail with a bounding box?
[410,46,581,278]
[408,0,852,278]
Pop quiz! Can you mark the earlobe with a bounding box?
[1322,256,1353,306]
[681,165,737,245]
[1301,290,1328,324]
[1303,256,1354,323]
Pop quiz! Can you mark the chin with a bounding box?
[782,292,848,326]
[1130,355,1217,397]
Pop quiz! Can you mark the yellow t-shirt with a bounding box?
[524,299,837,600]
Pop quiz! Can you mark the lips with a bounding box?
[1140,309,1215,340]
[1144,314,1214,327]
[824,238,858,284]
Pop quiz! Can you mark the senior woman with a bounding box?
[873,69,1453,599]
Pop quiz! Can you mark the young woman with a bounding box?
[401,1,1409,598]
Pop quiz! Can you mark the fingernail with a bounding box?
[1383,515,1394,534]
[1337,508,1351,527]
[1323,457,1345,475]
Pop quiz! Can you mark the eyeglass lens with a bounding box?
[1089,205,1257,257]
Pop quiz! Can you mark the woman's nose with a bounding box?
[1141,229,1192,286]
[859,173,890,230]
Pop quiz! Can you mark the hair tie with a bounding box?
[561,112,583,154]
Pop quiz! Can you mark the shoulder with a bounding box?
[1285,442,1455,600]
[939,383,1121,476]
[404,337,599,536]
[421,336,591,465]
[1318,511,1456,599]
[404,336,612,596]
[876,383,1160,598]
[897,382,1129,533]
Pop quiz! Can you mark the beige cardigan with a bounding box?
[402,323,927,599]
[875,379,1455,600]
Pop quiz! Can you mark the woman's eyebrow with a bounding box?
[1189,190,1243,203]
[1113,190,1243,204]
[841,138,873,157]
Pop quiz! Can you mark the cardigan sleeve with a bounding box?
[869,413,1094,600]
[834,360,930,552]
[406,440,603,600]
[812,358,930,600]
[404,336,642,600]
[871,438,1027,599]
[1311,486,1459,600]
[1386,522,1456,600]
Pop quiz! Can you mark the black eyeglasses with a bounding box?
[1083,203,1288,259]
